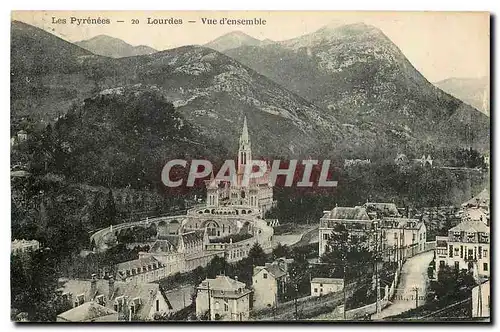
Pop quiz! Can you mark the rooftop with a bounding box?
[449,220,489,234]
[323,206,370,221]
[311,277,344,285]
[57,301,118,322]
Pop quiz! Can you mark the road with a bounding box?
[290,226,318,249]
[372,250,434,320]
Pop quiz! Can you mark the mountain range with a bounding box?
[204,31,275,52]
[434,77,489,116]
[75,35,157,58]
[11,19,490,173]
[221,23,489,153]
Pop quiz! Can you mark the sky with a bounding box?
[12,11,490,82]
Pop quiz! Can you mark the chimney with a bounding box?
[90,274,97,297]
[108,276,115,299]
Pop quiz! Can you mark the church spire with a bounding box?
[240,116,250,145]
[237,116,252,172]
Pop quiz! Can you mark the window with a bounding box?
[320,283,323,287]
[314,288,318,293]
[454,261,459,270]
[323,234,329,240]
[449,245,453,258]
[439,260,445,267]
[483,263,488,271]
[215,301,220,310]
[484,249,488,258]
[263,273,268,279]
[224,300,229,312]
[156,299,159,312]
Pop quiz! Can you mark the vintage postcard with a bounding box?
[10,11,490,322]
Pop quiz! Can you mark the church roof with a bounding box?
[182,230,205,244]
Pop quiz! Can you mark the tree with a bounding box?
[11,250,71,321]
[321,224,374,279]
[272,243,291,260]
[287,256,310,300]
[103,189,117,226]
[248,243,267,267]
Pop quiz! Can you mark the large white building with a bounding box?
[435,219,490,280]
[319,202,426,261]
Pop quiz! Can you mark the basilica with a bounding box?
[181,117,276,240]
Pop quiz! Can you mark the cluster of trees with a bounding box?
[89,189,117,229]
[116,225,157,244]
[442,147,487,169]
[57,244,151,280]
[16,88,229,190]
[11,250,72,322]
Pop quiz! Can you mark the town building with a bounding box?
[319,205,375,257]
[379,217,427,262]
[195,275,252,321]
[11,239,40,255]
[435,220,490,280]
[252,260,289,309]
[310,277,344,297]
[319,202,426,261]
[56,302,119,322]
[115,256,168,284]
[472,280,490,318]
[58,275,171,321]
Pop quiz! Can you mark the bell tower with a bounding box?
[237,116,252,172]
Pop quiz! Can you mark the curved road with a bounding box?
[372,250,434,320]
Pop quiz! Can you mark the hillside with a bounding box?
[435,77,489,116]
[224,23,490,153]
[11,21,344,158]
[11,20,114,122]
[75,35,157,58]
[204,31,271,52]
[114,45,344,157]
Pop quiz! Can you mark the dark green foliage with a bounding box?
[272,243,291,260]
[248,243,267,267]
[11,250,71,322]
